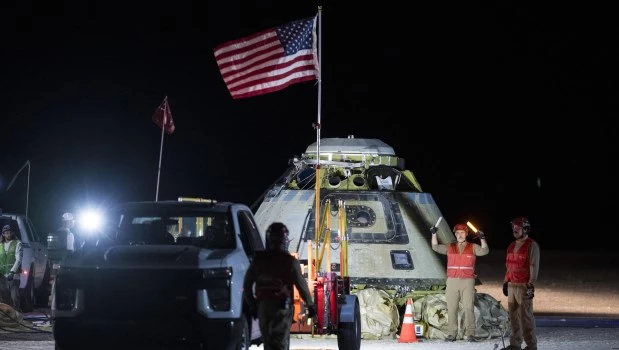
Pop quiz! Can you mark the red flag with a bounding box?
[213,16,318,99]
[152,96,175,134]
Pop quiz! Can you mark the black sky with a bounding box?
[1,1,617,249]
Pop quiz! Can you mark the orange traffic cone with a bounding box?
[398,297,418,343]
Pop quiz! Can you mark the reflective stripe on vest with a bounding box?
[505,238,533,283]
[446,243,476,279]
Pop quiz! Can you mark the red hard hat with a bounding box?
[453,223,469,233]
[511,217,530,233]
[511,217,530,228]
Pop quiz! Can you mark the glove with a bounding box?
[502,282,508,297]
[306,305,317,318]
[429,226,438,235]
[6,272,14,282]
[477,230,485,240]
[526,283,535,299]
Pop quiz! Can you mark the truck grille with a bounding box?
[83,269,200,320]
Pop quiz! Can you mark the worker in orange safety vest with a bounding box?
[431,222,489,342]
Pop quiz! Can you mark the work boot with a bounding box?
[466,335,477,342]
[445,335,455,342]
[500,346,521,350]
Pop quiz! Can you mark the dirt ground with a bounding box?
[474,249,619,317]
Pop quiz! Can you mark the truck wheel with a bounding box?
[19,266,35,312]
[54,320,85,350]
[34,261,52,308]
[236,315,250,350]
[54,340,83,350]
[55,344,75,350]
[337,298,361,350]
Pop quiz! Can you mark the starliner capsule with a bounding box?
[252,135,455,294]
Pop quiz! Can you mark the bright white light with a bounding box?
[78,209,103,233]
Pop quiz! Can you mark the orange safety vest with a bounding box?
[446,242,476,279]
[505,238,533,283]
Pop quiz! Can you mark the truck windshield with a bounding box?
[109,210,235,249]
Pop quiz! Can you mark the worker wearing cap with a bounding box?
[431,222,489,342]
[58,212,76,251]
[0,224,23,310]
[501,216,539,350]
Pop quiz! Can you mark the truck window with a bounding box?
[111,210,234,249]
[26,218,39,243]
[237,211,261,255]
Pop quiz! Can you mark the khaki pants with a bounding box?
[258,300,294,350]
[0,276,20,312]
[445,277,476,338]
[507,282,537,348]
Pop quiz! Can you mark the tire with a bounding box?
[55,343,77,350]
[236,315,250,350]
[337,298,361,350]
[19,265,35,312]
[34,261,52,308]
[54,319,85,350]
[54,340,83,350]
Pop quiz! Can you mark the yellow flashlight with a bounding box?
[466,221,478,233]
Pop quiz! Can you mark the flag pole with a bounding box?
[312,7,323,281]
[7,160,31,217]
[155,96,167,201]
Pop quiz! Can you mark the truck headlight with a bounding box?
[56,286,77,311]
[200,267,232,311]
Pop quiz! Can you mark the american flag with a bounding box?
[214,16,318,99]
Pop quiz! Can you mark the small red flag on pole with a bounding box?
[153,96,175,201]
[152,96,175,134]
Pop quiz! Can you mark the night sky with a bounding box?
[1,1,617,250]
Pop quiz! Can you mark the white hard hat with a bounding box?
[62,212,74,221]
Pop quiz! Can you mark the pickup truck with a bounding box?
[51,200,265,350]
[0,211,52,310]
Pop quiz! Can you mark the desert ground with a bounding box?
[1,248,618,350]
[474,249,619,317]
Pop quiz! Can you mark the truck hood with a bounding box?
[61,245,234,270]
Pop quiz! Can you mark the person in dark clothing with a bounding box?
[243,222,316,350]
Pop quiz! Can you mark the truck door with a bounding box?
[25,218,47,276]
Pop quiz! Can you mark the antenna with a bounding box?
[7,160,31,216]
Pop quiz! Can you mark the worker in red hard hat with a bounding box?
[501,216,540,350]
[431,222,489,342]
